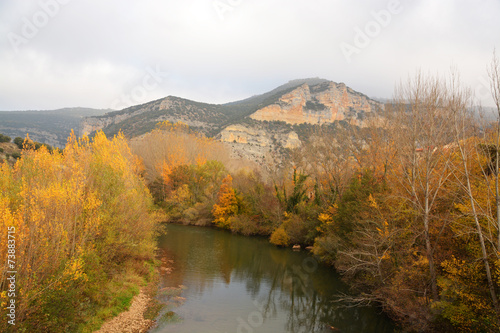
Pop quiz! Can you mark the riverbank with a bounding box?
[94,290,153,333]
[93,250,177,333]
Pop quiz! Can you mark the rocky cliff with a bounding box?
[249,81,381,125]
[218,124,301,166]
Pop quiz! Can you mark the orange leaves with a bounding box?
[212,175,239,229]
[131,121,230,188]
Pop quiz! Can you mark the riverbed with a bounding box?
[151,224,394,333]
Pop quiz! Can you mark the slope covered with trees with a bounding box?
[0,108,110,148]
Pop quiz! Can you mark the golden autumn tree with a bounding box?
[212,175,239,229]
[130,121,230,203]
[391,72,456,302]
[0,130,157,333]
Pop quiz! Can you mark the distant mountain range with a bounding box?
[80,78,384,164]
[81,78,382,137]
[0,79,385,163]
[0,108,111,148]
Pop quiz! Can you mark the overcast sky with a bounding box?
[0,0,498,111]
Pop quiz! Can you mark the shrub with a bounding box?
[10,152,21,159]
[282,213,309,245]
[270,227,290,247]
[229,215,261,236]
[0,133,10,142]
[13,136,24,149]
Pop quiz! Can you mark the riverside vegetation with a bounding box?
[130,67,500,331]
[0,132,158,332]
[1,57,500,332]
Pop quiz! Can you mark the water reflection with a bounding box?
[152,224,394,333]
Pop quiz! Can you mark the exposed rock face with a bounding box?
[220,125,270,146]
[250,82,381,125]
[220,124,300,148]
[218,124,300,166]
[80,117,109,137]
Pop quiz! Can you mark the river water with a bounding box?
[151,224,394,333]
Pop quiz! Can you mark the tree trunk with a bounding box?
[424,210,439,301]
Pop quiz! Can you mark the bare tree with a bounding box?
[488,50,500,250]
[392,72,455,301]
[448,70,500,317]
[292,125,355,203]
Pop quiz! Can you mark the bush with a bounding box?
[10,152,21,159]
[270,227,290,247]
[13,136,24,149]
[282,213,309,245]
[229,215,261,236]
[0,147,4,153]
[0,133,10,142]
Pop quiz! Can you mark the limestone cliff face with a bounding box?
[250,82,381,125]
[218,124,300,166]
[219,124,300,149]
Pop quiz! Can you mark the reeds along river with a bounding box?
[151,224,395,333]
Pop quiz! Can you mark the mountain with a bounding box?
[80,79,384,165]
[0,107,111,148]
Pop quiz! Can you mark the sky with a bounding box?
[0,0,499,111]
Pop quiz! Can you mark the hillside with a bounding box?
[80,79,384,165]
[0,107,111,148]
[0,141,21,166]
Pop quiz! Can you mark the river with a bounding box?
[150,224,395,333]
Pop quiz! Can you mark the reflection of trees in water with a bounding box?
[257,261,338,333]
[257,261,391,333]
[158,225,393,333]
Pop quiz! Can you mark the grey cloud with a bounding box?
[0,0,498,110]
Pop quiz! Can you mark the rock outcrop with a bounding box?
[250,82,381,125]
[218,124,300,169]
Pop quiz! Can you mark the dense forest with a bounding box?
[1,57,500,332]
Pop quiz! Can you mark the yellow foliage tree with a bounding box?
[212,175,238,229]
[269,227,290,247]
[0,130,156,332]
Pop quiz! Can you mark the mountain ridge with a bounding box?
[80,78,383,137]
[78,79,384,168]
[0,107,111,148]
